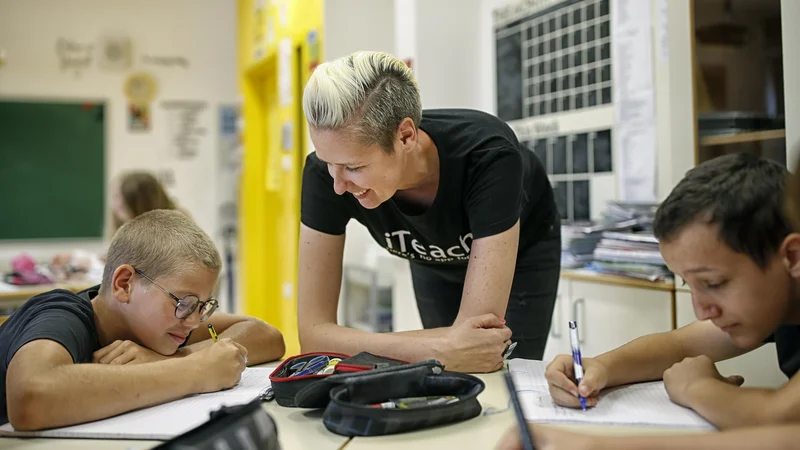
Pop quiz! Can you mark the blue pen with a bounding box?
[291,358,330,377]
[568,321,587,411]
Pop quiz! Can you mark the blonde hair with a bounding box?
[303,51,422,151]
[102,210,221,290]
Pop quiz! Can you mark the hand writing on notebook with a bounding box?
[194,338,248,392]
[439,314,512,373]
[545,354,607,408]
[663,355,744,408]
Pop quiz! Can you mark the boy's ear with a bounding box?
[111,264,136,304]
[781,234,800,277]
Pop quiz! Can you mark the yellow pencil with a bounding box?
[207,323,219,342]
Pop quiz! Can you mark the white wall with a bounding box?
[0,0,237,276]
[324,0,396,62]
[782,0,800,165]
[324,0,395,268]
[414,0,484,110]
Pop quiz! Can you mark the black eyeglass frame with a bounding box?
[133,268,218,322]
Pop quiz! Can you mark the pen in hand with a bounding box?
[568,321,587,411]
[208,323,219,342]
[207,323,246,365]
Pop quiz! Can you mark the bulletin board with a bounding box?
[0,100,105,240]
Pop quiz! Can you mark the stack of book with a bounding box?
[601,201,659,226]
[561,219,640,269]
[589,231,672,281]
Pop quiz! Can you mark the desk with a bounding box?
[0,364,708,450]
[0,361,349,450]
[0,282,94,303]
[344,370,706,449]
[0,282,95,324]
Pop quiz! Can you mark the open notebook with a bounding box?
[0,367,272,440]
[509,359,715,429]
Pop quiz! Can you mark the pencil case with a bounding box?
[268,351,407,407]
[318,361,485,436]
[154,398,279,450]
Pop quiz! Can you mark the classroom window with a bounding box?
[552,137,567,174]
[494,0,614,119]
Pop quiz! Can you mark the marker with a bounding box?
[370,396,459,409]
[208,323,219,342]
[568,321,587,411]
[503,341,518,359]
[504,372,537,450]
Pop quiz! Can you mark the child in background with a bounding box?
[0,210,285,430]
[50,171,188,281]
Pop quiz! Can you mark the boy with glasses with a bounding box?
[0,210,285,430]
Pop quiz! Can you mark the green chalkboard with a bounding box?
[0,101,105,240]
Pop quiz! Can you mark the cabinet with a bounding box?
[676,290,787,388]
[542,277,571,361]
[543,270,674,361]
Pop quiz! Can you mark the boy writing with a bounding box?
[1,210,285,430]
[498,153,800,448]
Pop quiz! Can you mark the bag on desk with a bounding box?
[153,398,280,450]
[268,351,407,407]
[318,360,485,436]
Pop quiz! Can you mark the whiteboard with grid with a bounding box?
[496,0,612,121]
[495,0,616,222]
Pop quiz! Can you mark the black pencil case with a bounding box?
[317,360,485,436]
[154,398,279,449]
[269,351,407,407]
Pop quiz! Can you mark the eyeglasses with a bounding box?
[133,268,218,322]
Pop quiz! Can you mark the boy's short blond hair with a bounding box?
[102,209,221,290]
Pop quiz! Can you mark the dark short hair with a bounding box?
[654,153,791,268]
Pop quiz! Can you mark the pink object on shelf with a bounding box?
[8,254,53,285]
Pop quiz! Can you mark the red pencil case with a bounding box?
[268,351,407,407]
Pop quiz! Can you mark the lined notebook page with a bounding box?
[509,359,715,429]
[0,367,272,440]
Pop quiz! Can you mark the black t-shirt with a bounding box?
[766,324,800,379]
[301,108,557,269]
[0,286,99,424]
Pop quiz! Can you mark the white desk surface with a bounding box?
[0,362,350,450]
[344,369,708,449]
[0,363,710,450]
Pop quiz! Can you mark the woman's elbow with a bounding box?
[298,323,330,353]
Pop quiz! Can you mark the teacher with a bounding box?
[297,51,560,373]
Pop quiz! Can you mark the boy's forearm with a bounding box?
[595,331,687,387]
[10,358,198,430]
[185,321,286,364]
[300,322,443,362]
[594,425,800,450]
[686,379,778,429]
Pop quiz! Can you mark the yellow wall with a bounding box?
[237,0,323,356]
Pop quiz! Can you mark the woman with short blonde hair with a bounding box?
[297,51,560,373]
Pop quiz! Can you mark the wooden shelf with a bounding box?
[0,282,93,303]
[561,269,675,292]
[700,129,785,146]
